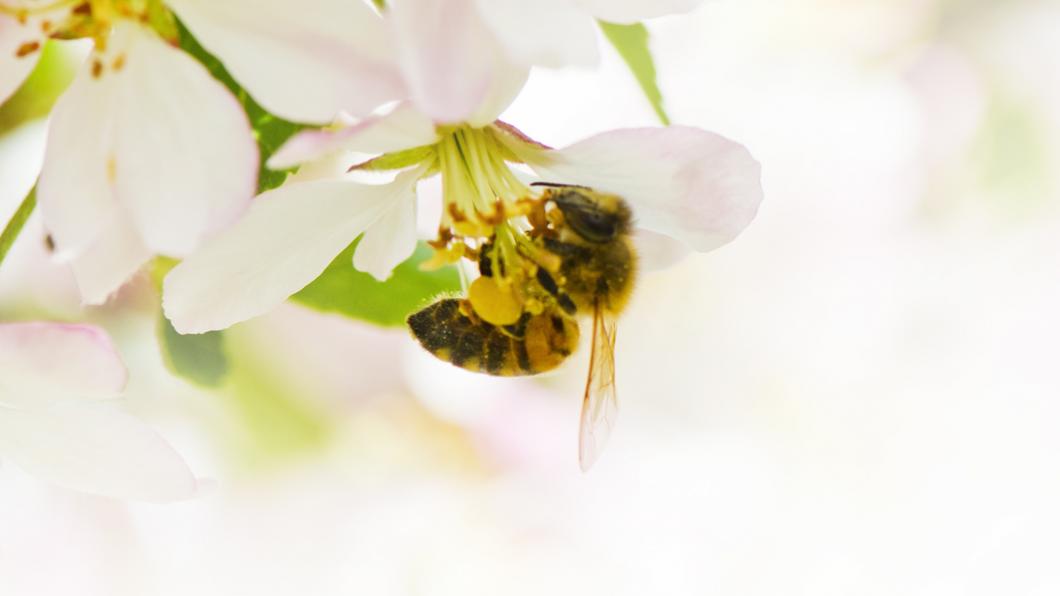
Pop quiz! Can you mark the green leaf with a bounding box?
[218,330,334,465]
[151,257,230,387]
[292,240,462,327]
[158,314,230,387]
[598,21,671,126]
[175,20,305,193]
[0,185,36,272]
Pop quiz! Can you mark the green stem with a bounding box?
[0,184,37,271]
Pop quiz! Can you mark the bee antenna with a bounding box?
[530,181,591,189]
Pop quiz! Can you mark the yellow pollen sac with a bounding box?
[468,276,523,326]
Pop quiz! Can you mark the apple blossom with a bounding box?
[163,98,762,334]
[375,0,702,123]
[0,1,259,304]
[0,322,198,502]
[167,0,703,126]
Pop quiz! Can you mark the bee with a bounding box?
[407,185,637,470]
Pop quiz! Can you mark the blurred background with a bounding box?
[3,0,1060,594]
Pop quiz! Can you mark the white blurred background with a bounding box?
[3,0,1060,594]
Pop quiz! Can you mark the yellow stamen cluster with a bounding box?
[411,124,566,324]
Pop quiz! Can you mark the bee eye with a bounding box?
[564,207,617,242]
[550,190,619,243]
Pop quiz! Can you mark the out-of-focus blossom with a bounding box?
[0,322,197,502]
[163,96,762,334]
[1,2,258,304]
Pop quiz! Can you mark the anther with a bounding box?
[15,41,40,57]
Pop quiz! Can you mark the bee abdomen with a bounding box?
[407,299,578,377]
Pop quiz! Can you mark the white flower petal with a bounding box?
[575,0,702,24]
[0,322,126,406]
[0,402,197,502]
[167,0,405,124]
[164,179,406,334]
[466,61,530,127]
[268,102,439,170]
[519,126,763,252]
[632,227,692,270]
[353,170,420,280]
[69,207,152,305]
[0,14,42,104]
[473,0,599,68]
[111,23,257,257]
[389,0,498,123]
[37,55,117,259]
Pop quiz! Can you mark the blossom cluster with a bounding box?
[0,0,762,500]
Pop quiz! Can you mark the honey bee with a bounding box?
[407,185,637,470]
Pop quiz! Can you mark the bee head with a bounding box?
[543,186,632,243]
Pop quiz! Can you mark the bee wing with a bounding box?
[578,301,620,472]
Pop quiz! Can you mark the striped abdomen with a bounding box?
[407,298,579,376]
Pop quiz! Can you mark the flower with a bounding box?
[163,97,762,334]
[377,0,702,122]
[164,0,524,126]
[160,0,703,126]
[0,322,197,502]
[1,1,259,304]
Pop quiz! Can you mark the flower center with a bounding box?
[419,125,562,322]
[435,125,530,232]
[1,0,177,72]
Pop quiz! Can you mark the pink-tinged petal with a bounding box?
[466,61,530,127]
[575,0,702,24]
[473,0,598,68]
[68,207,152,305]
[0,402,197,502]
[633,228,692,271]
[163,179,405,334]
[352,169,420,280]
[389,0,498,123]
[110,23,257,257]
[0,322,126,404]
[167,0,405,124]
[37,55,117,259]
[519,126,763,252]
[0,14,42,104]
[268,102,438,170]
